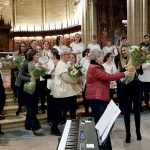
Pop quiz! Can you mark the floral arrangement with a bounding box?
[24,64,48,95]
[122,46,150,84]
[0,55,25,69]
[24,82,36,95]
[68,64,83,78]
[30,65,48,79]
[13,56,25,69]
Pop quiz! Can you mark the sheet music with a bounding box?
[95,100,121,144]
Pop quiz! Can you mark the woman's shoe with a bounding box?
[0,130,4,135]
[16,108,22,116]
[51,128,61,136]
[0,115,5,120]
[136,132,142,141]
[33,128,44,136]
[51,123,61,136]
[25,124,31,130]
[125,134,131,143]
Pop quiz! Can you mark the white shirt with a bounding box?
[103,45,118,56]
[87,43,101,51]
[138,62,150,82]
[46,60,55,90]
[70,42,85,63]
[53,45,62,55]
[52,60,76,98]
[82,59,90,88]
[42,49,52,59]
[103,62,118,89]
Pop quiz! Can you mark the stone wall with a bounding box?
[16,0,42,26]
[0,0,81,29]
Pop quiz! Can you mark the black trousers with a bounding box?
[47,90,56,123]
[11,69,18,98]
[39,80,47,111]
[119,80,141,135]
[88,100,112,150]
[24,92,41,131]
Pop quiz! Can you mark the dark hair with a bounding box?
[18,42,27,55]
[103,53,112,63]
[120,45,128,50]
[51,49,60,60]
[74,33,82,42]
[37,45,43,50]
[30,40,37,46]
[92,35,97,39]
[144,34,150,38]
[82,48,90,57]
[70,53,77,63]
[56,36,62,46]
[27,49,38,61]
[68,46,73,52]
[121,35,127,41]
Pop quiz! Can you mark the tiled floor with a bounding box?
[0,112,150,150]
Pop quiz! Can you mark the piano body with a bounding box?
[57,117,100,150]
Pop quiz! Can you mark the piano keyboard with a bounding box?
[57,117,100,150]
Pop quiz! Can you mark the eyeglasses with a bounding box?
[64,53,70,55]
[21,45,26,47]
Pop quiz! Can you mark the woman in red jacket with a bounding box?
[85,49,132,150]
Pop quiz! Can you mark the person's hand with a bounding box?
[30,74,36,82]
[124,70,134,77]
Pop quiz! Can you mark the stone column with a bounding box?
[90,1,97,36]
[42,0,46,29]
[127,0,148,45]
[81,0,96,46]
[12,0,16,28]
[143,0,148,35]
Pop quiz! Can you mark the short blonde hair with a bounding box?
[89,49,103,61]
[59,46,71,56]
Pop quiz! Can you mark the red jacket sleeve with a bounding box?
[94,66,125,81]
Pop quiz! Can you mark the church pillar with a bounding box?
[12,0,16,28]
[81,0,96,46]
[127,0,148,45]
[42,0,46,29]
[143,0,148,35]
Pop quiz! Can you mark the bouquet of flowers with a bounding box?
[122,46,150,84]
[68,64,83,78]
[30,65,48,79]
[0,55,25,69]
[0,56,13,69]
[24,64,48,95]
[12,56,25,69]
[24,82,36,95]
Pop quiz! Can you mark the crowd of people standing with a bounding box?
[0,33,150,149]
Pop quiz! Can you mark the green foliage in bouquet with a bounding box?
[24,82,36,95]
[68,64,83,78]
[13,56,25,69]
[130,46,148,65]
[122,46,150,85]
[23,65,48,95]
[0,56,24,69]
[0,57,13,69]
[30,66,48,79]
